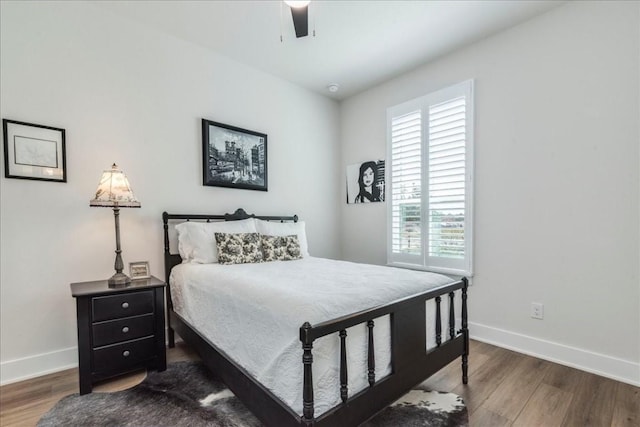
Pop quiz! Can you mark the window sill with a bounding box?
[386,261,473,282]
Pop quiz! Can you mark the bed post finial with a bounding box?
[162,212,169,253]
[300,322,314,424]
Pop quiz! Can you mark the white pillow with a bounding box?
[175,218,257,263]
[255,219,309,257]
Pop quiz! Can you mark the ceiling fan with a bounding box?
[284,0,310,38]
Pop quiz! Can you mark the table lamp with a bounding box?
[90,163,140,287]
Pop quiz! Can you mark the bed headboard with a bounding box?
[162,208,298,310]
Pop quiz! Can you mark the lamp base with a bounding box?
[108,272,132,288]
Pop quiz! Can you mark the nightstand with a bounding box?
[71,276,167,395]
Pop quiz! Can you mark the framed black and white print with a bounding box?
[202,119,267,191]
[346,160,385,204]
[3,119,66,182]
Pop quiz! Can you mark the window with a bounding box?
[387,80,474,276]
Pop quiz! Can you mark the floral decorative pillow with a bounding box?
[261,234,302,262]
[255,219,309,257]
[214,232,263,265]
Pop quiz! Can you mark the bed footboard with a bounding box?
[299,278,469,426]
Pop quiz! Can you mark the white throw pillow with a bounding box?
[175,218,257,263]
[255,219,309,257]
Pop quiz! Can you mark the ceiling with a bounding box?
[95,1,563,100]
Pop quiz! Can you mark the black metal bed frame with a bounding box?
[162,209,469,427]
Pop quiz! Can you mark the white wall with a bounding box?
[340,1,640,385]
[0,1,341,384]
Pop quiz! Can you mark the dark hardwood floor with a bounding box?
[421,340,638,426]
[0,340,637,426]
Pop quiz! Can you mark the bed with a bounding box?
[162,209,469,426]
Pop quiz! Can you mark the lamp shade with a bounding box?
[89,163,140,208]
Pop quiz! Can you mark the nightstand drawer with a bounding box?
[93,336,156,373]
[92,314,155,347]
[92,291,154,322]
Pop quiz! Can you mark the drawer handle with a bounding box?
[123,350,130,357]
[121,302,129,309]
[122,326,130,333]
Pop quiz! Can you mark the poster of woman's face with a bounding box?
[346,160,385,204]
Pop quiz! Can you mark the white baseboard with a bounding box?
[2,325,638,388]
[0,347,78,386]
[469,321,640,387]
[1,327,175,386]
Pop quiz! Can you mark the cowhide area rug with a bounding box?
[38,362,467,427]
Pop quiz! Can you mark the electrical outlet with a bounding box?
[531,302,544,320]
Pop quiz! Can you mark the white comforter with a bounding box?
[170,257,453,416]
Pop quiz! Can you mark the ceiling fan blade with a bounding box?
[290,5,308,38]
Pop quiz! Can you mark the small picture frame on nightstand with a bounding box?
[129,261,150,280]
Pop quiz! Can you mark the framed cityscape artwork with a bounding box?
[202,119,267,191]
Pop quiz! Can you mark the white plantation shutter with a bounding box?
[390,110,422,262]
[387,80,474,275]
[428,97,466,259]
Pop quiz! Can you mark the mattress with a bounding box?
[169,256,454,416]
